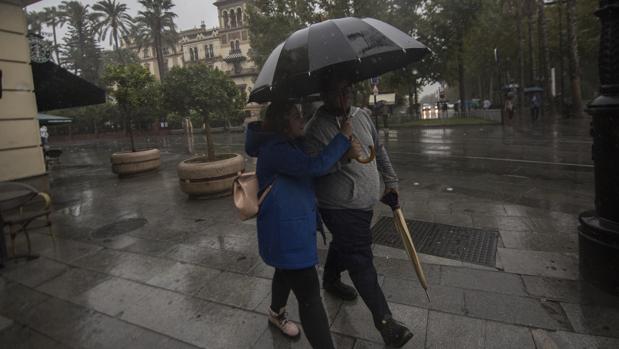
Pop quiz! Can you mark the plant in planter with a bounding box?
[103,64,162,176]
[162,64,246,197]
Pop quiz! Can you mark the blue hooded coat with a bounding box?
[245,121,350,269]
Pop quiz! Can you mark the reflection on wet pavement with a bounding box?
[2,118,618,348]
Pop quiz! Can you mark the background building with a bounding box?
[128,0,257,99]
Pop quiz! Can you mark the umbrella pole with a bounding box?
[393,208,431,303]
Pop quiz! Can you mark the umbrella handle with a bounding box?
[355,145,376,164]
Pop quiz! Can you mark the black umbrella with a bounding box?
[249,17,429,103]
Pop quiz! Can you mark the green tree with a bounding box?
[27,10,44,34]
[133,0,177,79]
[103,64,161,151]
[162,64,245,161]
[92,0,133,63]
[41,6,65,64]
[60,1,101,83]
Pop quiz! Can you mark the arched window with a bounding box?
[222,11,228,29]
[230,41,235,52]
[235,40,240,52]
[230,9,237,28]
[236,8,243,26]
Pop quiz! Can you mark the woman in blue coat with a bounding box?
[245,100,356,348]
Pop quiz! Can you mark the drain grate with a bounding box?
[372,216,498,267]
[91,218,147,239]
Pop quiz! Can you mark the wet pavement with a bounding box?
[2,117,619,348]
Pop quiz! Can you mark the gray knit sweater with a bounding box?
[304,106,398,210]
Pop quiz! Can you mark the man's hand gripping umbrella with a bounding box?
[335,90,376,164]
[381,191,431,302]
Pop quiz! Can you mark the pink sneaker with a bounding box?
[268,307,300,338]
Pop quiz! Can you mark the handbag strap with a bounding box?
[257,175,276,205]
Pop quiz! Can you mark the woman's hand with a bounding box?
[340,118,353,138]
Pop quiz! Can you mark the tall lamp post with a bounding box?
[578,0,619,295]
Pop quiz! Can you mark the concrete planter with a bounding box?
[111,149,161,176]
[177,153,244,198]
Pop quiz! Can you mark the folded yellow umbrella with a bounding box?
[381,192,430,302]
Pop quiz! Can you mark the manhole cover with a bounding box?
[372,217,498,267]
[91,218,147,239]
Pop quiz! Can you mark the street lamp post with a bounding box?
[578,0,619,296]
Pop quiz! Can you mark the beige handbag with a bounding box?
[233,172,273,221]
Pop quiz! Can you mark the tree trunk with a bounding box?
[527,0,535,85]
[517,3,526,114]
[52,23,60,64]
[566,0,583,117]
[203,116,216,161]
[123,106,136,152]
[538,0,555,116]
[113,27,123,64]
[458,37,466,117]
[154,21,166,80]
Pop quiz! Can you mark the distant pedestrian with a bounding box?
[530,94,541,122]
[505,97,514,120]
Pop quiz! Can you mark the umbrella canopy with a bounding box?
[249,17,429,103]
[37,113,72,125]
[524,86,544,93]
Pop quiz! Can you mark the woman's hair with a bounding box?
[263,100,297,134]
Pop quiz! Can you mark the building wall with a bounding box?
[0,1,47,186]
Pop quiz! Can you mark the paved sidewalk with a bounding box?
[1,119,619,348]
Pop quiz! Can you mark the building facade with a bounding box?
[130,0,258,99]
[0,0,47,187]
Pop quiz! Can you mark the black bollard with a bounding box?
[578,0,619,295]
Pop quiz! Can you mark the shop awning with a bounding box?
[31,61,106,112]
[37,113,72,125]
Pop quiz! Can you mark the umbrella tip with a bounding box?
[424,289,431,303]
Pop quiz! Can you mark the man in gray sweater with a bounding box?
[304,77,413,348]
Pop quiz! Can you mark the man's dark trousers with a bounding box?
[320,208,391,325]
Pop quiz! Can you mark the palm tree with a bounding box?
[134,0,177,79]
[27,10,44,34]
[92,0,133,62]
[41,6,65,64]
[59,1,101,82]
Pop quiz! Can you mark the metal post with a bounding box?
[578,0,619,296]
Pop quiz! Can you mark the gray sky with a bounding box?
[27,0,220,48]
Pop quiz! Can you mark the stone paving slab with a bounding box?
[532,329,619,349]
[484,321,536,349]
[0,314,13,332]
[36,267,111,301]
[426,310,485,348]
[73,277,156,317]
[1,257,68,288]
[382,277,466,315]
[497,248,579,280]
[561,303,619,338]
[499,230,578,253]
[522,275,619,306]
[165,243,260,273]
[0,281,50,323]
[195,271,271,310]
[252,328,355,349]
[122,238,178,257]
[440,265,527,296]
[120,285,268,348]
[0,323,67,349]
[373,257,442,285]
[463,289,571,330]
[146,262,221,296]
[331,301,428,348]
[38,238,104,264]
